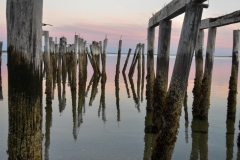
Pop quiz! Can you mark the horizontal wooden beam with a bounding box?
[200,10,240,29]
[148,0,207,28]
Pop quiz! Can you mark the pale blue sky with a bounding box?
[0,0,240,55]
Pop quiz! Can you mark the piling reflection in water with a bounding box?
[143,110,157,160]
[190,118,208,159]
[7,53,43,159]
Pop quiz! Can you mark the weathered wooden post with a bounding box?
[141,44,145,102]
[74,35,78,54]
[115,40,122,82]
[89,74,100,106]
[227,30,240,117]
[43,31,53,103]
[152,20,172,132]
[6,0,43,159]
[183,92,189,143]
[192,29,204,116]
[0,42,2,101]
[122,48,132,73]
[198,27,217,119]
[137,45,142,100]
[102,38,108,80]
[129,43,141,77]
[129,44,140,76]
[152,3,203,159]
[226,115,236,160]
[146,27,155,111]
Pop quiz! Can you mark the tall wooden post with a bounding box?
[0,42,2,101]
[192,29,204,116]
[74,35,78,54]
[227,30,240,116]
[152,3,203,159]
[6,0,43,159]
[153,20,171,132]
[198,27,217,119]
[43,31,52,103]
[115,40,122,82]
[146,27,155,111]
[141,44,145,102]
[102,38,108,80]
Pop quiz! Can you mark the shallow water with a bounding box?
[0,53,240,159]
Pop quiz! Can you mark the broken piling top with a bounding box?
[43,31,50,54]
[74,35,78,54]
[200,10,240,29]
[148,0,207,28]
[59,37,67,54]
[103,38,108,55]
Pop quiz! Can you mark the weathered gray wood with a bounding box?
[74,35,78,54]
[59,37,67,54]
[198,27,217,119]
[102,38,108,79]
[115,40,122,81]
[152,3,203,159]
[122,48,132,73]
[7,0,43,69]
[129,44,139,74]
[43,31,52,103]
[192,29,204,116]
[200,11,240,29]
[129,44,141,77]
[146,27,155,111]
[153,20,172,132]
[149,0,207,28]
[227,30,240,116]
[7,0,43,159]
[141,44,145,102]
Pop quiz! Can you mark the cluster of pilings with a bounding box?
[42,31,108,104]
[146,0,240,159]
[114,40,146,113]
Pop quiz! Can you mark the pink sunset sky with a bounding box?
[0,0,240,55]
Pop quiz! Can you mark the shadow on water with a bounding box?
[7,52,43,159]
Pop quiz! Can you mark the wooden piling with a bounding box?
[0,42,2,101]
[227,30,240,117]
[141,44,145,102]
[152,3,203,159]
[122,48,132,73]
[115,40,122,81]
[153,20,172,132]
[74,35,78,54]
[198,27,217,119]
[102,38,108,80]
[192,29,204,116]
[43,31,53,103]
[129,44,141,77]
[129,44,139,75]
[7,0,43,159]
[146,27,155,111]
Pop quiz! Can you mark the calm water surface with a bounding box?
[0,53,240,159]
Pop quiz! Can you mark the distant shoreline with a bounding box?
[1,51,232,57]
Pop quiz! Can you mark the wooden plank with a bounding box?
[148,0,207,28]
[200,11,240,29]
